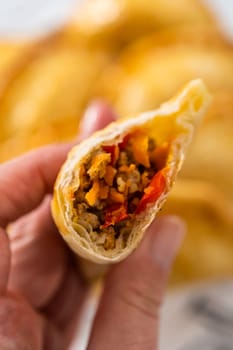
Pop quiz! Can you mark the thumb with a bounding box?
[0,228,11,294]
[88,216,185,350]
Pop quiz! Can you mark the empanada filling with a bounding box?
[72,129,168,250]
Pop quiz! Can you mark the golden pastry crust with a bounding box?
[52,80,210,264]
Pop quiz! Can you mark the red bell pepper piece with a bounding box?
[118,134,130,150]
[136,170,166,214]
[103,203,128,228]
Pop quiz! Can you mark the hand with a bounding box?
[0,102,185,350]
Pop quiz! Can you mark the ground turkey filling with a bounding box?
[73,130,168,250]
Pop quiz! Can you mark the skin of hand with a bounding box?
[0,102,185,350]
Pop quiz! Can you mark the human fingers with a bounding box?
[0,292,44,350]
[0,292,65,350]
[8,196,69,308]
[88,216,186,350]
[42,264,87,349]
[7,101,116,308]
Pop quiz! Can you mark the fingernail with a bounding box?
[79,103,100,138]
[79,101,117,140]
[150,216,186,269]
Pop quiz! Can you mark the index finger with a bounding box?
[0,101,116,228]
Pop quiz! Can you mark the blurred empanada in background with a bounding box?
[0,41,24,75]
[181,91,233,202]
[162,180,233,285]
[0,39,32,135]
[96,34,233,114]
[0,35,62,100]
[0,34,107,161]
[66,0,215,50]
